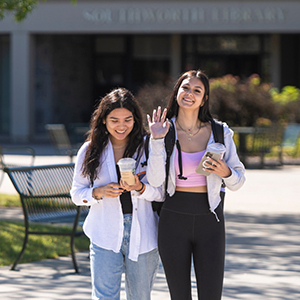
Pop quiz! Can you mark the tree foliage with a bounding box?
[0,0,76,22]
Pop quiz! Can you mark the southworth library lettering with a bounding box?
[82,6,286,25]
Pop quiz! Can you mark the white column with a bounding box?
[10,31,31,142]
[270,34,281,88]
[170,35,181,81]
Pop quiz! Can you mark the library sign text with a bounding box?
[82,7,286,24]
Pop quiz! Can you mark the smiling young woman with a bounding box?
[71,87,164,300]
[147,70,245,300]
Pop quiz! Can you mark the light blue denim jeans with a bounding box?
[90,214,159,300]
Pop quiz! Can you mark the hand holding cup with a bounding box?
[117,158,136,186]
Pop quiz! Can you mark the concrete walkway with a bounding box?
[0,152,300,299]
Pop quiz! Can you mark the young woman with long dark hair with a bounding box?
[147,70,245,300]
[71,87,163,300]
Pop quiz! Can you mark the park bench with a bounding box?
[68,123,90,145]
[250,125,284,168]
[233,125,284,168]
[4,163,89,273]
[233,123,300,167]
[45,124,79,162]
[0,145,36,188]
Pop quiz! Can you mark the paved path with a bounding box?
[0,153,300,299]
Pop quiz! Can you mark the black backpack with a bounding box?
[144,118,225,215]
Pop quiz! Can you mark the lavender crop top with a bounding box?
[175,149,207,187]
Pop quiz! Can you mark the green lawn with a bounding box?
[0,193,89,267]
[0,220,89,267]
[0,193,20,207]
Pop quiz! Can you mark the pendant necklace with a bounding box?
[176,120,202,141]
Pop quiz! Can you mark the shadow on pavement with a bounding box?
[223,212,300,300]
[0,212,299,299]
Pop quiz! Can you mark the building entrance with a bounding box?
[183,34,270,81]
[31,33,273,141]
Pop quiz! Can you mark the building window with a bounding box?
[93,35,171,97]
[95,36,125,87]
[132,35,171,88]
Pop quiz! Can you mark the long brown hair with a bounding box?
[82,88,146,182]
[166,70,212,122]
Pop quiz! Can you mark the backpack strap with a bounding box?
[143,121,176,214]
[164,120,176,193]
[175,140,187,181]
[211,118,224,145]
[142,120,176,195]
[211,118,226,188]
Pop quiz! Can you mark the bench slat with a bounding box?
[4,163,89,273]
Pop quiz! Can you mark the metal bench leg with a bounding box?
[279,149,283,166]
[11,226,29,271]
[260,153,265,168]
[70,234,79,273]
[70,210,81,273]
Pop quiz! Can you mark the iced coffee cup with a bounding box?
[202,143,226,169]
[206,143,226,159]
[196,143,226,175]
[117,158,136,185]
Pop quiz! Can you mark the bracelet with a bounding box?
[136,182,145,193]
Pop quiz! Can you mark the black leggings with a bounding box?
[158,192,225,300]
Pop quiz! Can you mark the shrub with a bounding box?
[136,74,300,128]
[209,74,281,127]
[136,83,172,123]
[270,86,300,123]
[283,100,300,123]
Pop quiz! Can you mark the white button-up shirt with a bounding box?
[71,140,164,261]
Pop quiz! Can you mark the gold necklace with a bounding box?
[112,145,126,150]
[176,120,202,141]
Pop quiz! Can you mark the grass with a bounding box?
[0,220,89,267]
[0,193,20,207]
[0,194,89,267]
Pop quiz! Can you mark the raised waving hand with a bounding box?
[147,106,170,139]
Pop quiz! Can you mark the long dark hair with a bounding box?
[82,87,146,182]
[166,70,212,122]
